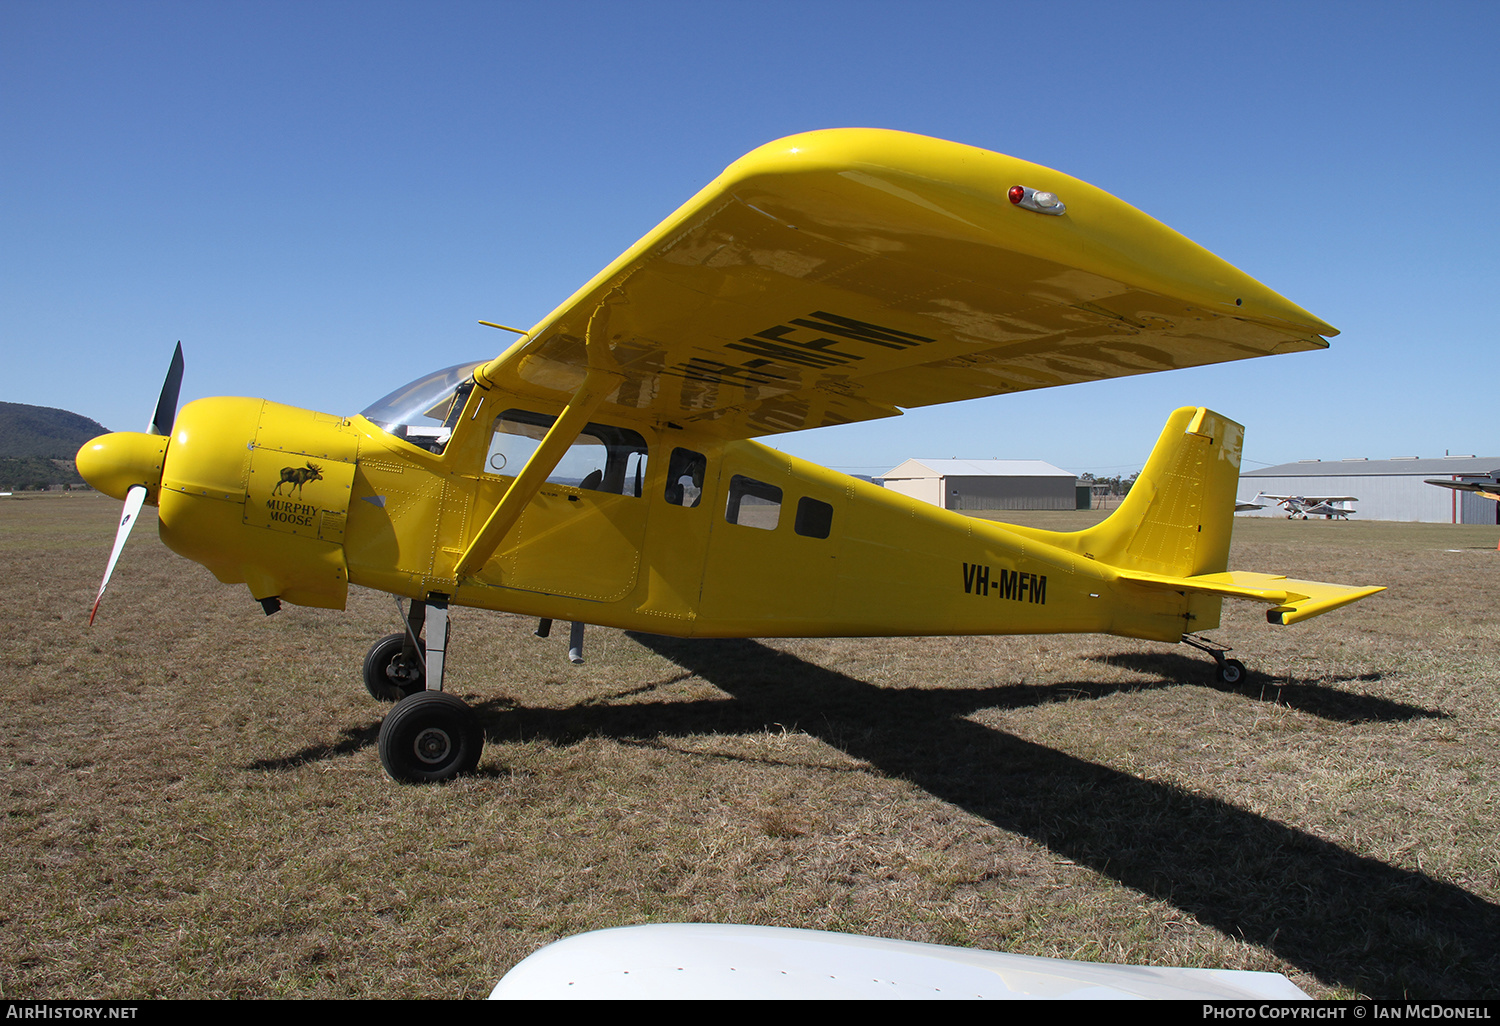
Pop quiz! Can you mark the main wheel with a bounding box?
[362,633,425,701]
[378,691,483,783]
[1215,658,1247,685]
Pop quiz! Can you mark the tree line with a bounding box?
[1079,472,1138,496]
[0,457,86,491]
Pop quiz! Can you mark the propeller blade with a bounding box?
[89,484,148,625]
[148,342,185,437]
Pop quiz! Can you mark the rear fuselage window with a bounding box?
[794,496,834,539]
[725,474,782,530]
[488,410,648,496]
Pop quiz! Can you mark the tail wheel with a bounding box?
[378,691,483,783]
[362,633,425,701]
[1215,658,1247,685]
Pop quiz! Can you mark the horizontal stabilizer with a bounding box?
[1117,569,1384,626]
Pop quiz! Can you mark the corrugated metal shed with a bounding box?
[879,459,1076,511]
[1241,456,1500,523]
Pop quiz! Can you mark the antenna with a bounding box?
[479,321,529,335]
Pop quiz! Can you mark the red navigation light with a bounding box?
[1007,184,1067,216]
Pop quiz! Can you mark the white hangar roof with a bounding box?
[1245,456,1500,478]
[880,458,1074,480]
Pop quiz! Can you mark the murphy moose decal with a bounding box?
[273,462,324,498]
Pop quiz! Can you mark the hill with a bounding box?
[0,402,110,459]
[0,402,111,490]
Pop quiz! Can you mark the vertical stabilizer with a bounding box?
[1081,407,1243,579]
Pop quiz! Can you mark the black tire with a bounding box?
[378,691,483,783]
[1215,658,1247,685]
[362,633,425,702]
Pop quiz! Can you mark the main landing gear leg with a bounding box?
[1181,633,1248,685]
[377,593,484,784]
[423,596,449,692]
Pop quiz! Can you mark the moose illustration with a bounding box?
[272,461,323,498]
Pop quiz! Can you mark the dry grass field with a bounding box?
[2,493,1497,999]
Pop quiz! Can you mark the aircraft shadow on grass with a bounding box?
[259,635,1490,997]
[1082,650,1445,724]
[251,724,381,771]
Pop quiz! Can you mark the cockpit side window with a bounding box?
[664,448,707,508]
[487,409,648,496]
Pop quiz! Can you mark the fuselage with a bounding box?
[76,377,1209,645]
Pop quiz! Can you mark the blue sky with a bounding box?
[4,0,1496,476]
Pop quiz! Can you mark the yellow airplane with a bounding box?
[75,129,1384,783]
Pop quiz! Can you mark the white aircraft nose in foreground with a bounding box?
[489,924,1311,1000]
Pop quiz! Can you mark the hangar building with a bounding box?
[1240,456,1500,524]
[879,458,1078,512]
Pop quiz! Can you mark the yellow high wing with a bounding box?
[475,128,1333,438]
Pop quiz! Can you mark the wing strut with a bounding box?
[453,303,624,580]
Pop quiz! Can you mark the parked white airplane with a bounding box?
[1252,492,1358,519]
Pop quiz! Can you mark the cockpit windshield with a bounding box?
[360,361,484,454]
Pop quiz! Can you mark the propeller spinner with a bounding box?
[77,343,184,623]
